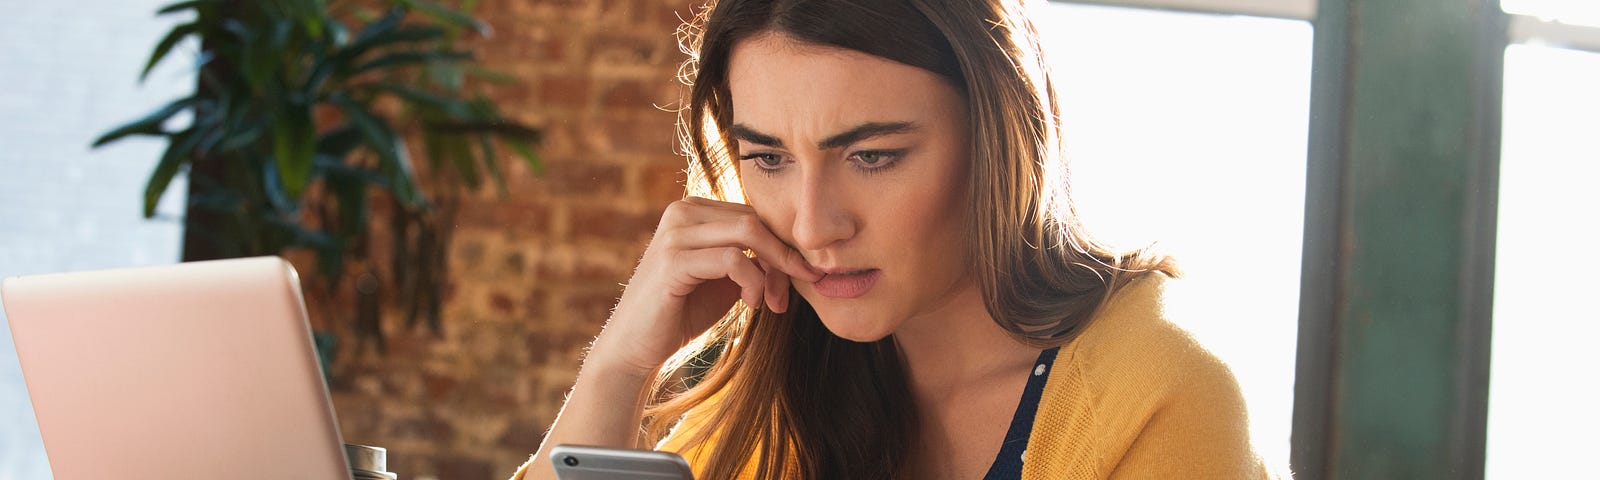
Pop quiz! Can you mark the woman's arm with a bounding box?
[509,197,820,480]
[1103,358,1270,480]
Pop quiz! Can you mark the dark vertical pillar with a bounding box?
[181,0,235,262]
[1292,0,1506,479]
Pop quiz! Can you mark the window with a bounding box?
[1041,2,1312,468]
[1503,0,1600,27]
[0,1,192,477]
[1486,3,1600,475]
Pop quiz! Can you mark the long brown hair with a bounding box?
[644,1,1178,477]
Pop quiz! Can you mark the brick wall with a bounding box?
[314,1,695,479]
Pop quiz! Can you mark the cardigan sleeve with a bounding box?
[1024,273,1277,479]
[1103,346,1268,479]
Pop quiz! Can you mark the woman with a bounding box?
[515,0,1270,478]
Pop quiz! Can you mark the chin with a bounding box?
[809,304,898,343]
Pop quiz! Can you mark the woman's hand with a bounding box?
[589,196,822,377]
[514,197,821,480]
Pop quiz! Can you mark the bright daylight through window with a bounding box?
[1041,2,1312,469]
[1488,1,1600,475]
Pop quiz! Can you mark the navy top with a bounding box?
[982,346,1062,480]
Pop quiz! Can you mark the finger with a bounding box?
[666,217,822,282]
[676,247,767,309]
[682,196,753,210]
[658,197,759,231]
[761,259,792,313]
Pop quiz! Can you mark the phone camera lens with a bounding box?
[562,455,579,467]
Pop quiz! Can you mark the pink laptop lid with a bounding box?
[0,257,350,480]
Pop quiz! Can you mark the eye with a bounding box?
[739,153,786,174]
[849,149,904,171]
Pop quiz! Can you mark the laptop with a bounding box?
[0,257,351,480]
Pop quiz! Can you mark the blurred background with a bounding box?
[0,0,1595,479]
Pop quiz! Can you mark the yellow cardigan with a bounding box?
[656,273,1273,479]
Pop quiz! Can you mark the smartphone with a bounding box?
[549,444,696,480]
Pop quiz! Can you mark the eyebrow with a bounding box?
[729,121,920,150]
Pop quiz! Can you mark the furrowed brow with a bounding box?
[729,124,784,148]
[818,122,918,150]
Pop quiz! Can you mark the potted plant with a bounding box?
[93,0,540,361]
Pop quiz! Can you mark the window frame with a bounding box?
[1047,1,1584,478]
[1059,0,1600,54]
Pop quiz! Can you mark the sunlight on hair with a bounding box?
[683,114,745,204]
[1484,43,1600,479]
[1039,3,1311,469]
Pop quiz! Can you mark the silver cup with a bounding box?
[345,444,398,480]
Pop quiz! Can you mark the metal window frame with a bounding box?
[1056,0,1600,54]
[1046,1,1583,479]
[1054,0,1315,19]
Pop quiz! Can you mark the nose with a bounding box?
[789,169,857,252]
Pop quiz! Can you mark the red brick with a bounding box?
[537,37,570,63]
[388,412,455,444]
[642,162,687,207]
[539,73,591,110]
[600,115,677,155]
[422,372,461,402]
[591,32,671,67]
[489,291,515,314]
[568,204,659,242]
[312,0,700,473]
[563,287,625,327]
[435,457,495,480]
[598,0,656,27]
[573,256,629,283]
[498,417,551,451]
[533,161,624,197]
[523,289,548,317]
[456,199,551,234]
[660,1,697,28]
[599,78,656,110]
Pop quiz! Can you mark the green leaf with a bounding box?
[323,24,447,84]
[361,25,447,47]
[353,49,471,75]
[326,19,349,47]
[214,124,264,154]
[144,129,204,217]
[272,103,316,198]
[463,64,517,84]
[93,96,195,147]
[395,0,491,36]
[365,81,471,117]
[156,0,211,15]
[444,134,480,189]
[478,132,506,195]
[329,174,369,237]
[350,8,406,47]
[506,138,544,175]
[388,136,423,207]
[330,95,398,165]
[220,18,254,42]
[270,217,342,279]
[315,124,364,157]
[141,23,198,81]
[330,94,422,206]
[192,121,227,155]
[429,60,464,91]
[316,154,388,186]
[300,12,324,41]
[260,154,298,213]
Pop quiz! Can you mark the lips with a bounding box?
[811,269,881,299]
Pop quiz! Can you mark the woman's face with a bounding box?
[727,31,973,342]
